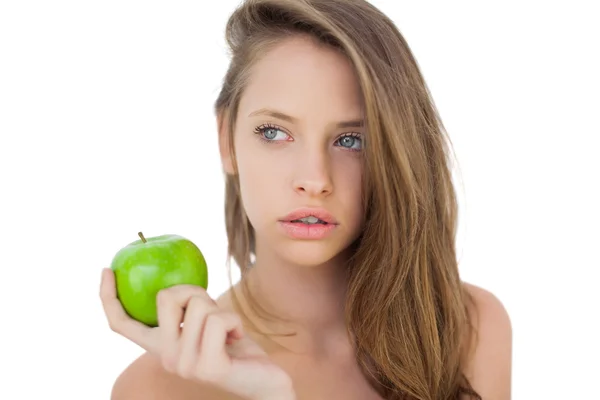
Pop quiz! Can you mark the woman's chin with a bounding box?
[276,240,348,268]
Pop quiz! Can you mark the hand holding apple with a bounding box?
[100,241,296,400]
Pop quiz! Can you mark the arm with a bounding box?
[462,283,513,400]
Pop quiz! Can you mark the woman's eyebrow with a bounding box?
[248,108,364,128]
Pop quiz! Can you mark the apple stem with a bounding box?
[138,231,147,243]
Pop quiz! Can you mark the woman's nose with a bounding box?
[292,154,333,197]
[294,178,332,197]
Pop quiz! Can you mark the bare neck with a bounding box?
[234,243,353,355]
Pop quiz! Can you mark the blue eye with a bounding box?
[336,133,363,151]
[254,124,289,143]
[263,128,281,140]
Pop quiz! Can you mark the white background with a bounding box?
[1,0,598,398]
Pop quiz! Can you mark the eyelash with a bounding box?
[253,123,363,151]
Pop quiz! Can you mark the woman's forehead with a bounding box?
[239,37,364,122]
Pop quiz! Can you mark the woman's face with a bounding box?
[221,35,365,267]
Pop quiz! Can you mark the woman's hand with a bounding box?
[100,268,295,400]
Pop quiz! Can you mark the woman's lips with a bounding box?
[277,221,337,240]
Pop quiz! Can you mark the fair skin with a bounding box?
[102,35,512,400]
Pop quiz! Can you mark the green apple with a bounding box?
[110,232,208,327]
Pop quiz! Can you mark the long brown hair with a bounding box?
[213,1,481,399]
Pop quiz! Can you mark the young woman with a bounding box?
[100,0,512,398]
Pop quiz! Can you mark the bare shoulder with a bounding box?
[110,352,242,400]
[461,282,513,400]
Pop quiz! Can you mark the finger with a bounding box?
[162,284,215,304]
[195,312,244,383]
[176,296,213,377]
[156,285,216,372]
[156,284,215,341]
[99,268,157,352]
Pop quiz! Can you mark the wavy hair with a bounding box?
[213,1,481,399]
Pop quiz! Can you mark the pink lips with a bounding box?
[280,207,338,224]
[278,207,339,240]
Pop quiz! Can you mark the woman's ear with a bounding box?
[217,110,235,175]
